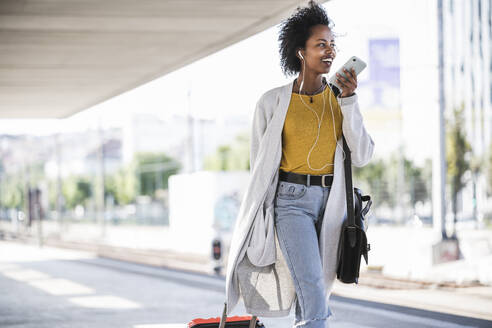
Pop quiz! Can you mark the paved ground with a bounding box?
[1,241,491,328]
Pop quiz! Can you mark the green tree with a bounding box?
[204,132,250,171]
[353,152,432,214]
[105,165,137,205]
[217,145,232,170]
[62,176,92,209]
[403,157,430,205]
[446,104,471,238]
[353,158,393,207]
[134,153,181,198]
[1,175,25,209]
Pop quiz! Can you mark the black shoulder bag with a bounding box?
[336,135,373,284]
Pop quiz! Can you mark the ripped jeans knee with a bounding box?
[293,316,330,328]
[293,296,332,328]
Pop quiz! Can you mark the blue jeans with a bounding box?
[274,180,333,328]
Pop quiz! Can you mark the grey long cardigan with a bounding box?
[224,79,375,317]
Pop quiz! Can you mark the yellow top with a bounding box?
[279,85,343,175]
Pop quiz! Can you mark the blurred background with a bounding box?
[0,0,491,327]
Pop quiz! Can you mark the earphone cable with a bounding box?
[297,57,346,171]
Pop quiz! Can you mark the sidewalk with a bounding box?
[332,279,492,321]
[3,234,492,322]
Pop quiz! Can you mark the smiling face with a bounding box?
[297,24,337,75]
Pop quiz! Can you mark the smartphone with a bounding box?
[328,56,367,91]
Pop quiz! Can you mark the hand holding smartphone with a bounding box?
[328,56,367,94]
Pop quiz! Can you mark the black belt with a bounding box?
[279,170,333,187]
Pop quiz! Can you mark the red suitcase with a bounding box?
[188,302,264,328]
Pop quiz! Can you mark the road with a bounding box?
[0,241,490,328]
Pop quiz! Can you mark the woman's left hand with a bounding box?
[336,68,357,98]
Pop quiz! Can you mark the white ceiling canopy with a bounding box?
[0,0,312,118]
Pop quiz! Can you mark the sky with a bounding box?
[0,0,438,162]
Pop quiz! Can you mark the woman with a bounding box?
[224,1,375,327]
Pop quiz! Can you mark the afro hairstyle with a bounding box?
[278,0,335,77]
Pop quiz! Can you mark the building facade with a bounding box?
[442,0,492,217]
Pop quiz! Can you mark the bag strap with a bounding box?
[342,135,357,248]
[219,302,257,328]
[361,196,372,217]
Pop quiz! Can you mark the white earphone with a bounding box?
[295,49,346,171]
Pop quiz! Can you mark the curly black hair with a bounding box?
[278,0,335,77]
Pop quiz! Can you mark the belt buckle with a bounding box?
[321,175,330,187]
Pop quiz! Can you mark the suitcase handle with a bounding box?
[219,302,257,328]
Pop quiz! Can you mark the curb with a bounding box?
[3,232,489,291]
[3,234,213,276]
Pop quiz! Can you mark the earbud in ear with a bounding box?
[298,50,303,59]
